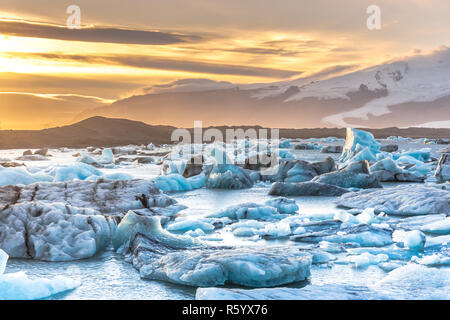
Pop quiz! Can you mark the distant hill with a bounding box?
[0,117,176,149]
[0,116,449,149]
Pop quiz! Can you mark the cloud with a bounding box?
[0,19,201,45]
[141,78,236,94]
[8,52,301,78]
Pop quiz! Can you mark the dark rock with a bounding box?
[380,144,399,152]
[182,155,204,178]
[320,145,343,153]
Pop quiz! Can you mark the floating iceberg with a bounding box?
[264,197,299,214]
[337,185,450,216]
[291,223,393,247]
[435,154,450,183]
[421,217,450,235]
[77,148,115,167]
[312,160,382,189]
[115,216,312,287]
[0,201,117,261]
[269,181,349,197]
[208,199,298,221]
[392,230,426,251]
[196,284,387,300]
[154,173,206,192]
[340,128,380,164]
[263,157,336,183]
[0,249,80,300]
[343,252,389,268]
[373,264,450,299]
[0,179,178,215]
[205,164,254,189]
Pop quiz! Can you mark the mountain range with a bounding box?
[73,46,450,129]
[1,116,449,149]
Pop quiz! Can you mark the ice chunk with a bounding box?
[337,185,450,216]
[421,217,450,235]
[209,203,279,221]
[0,166,53,187]
[413,254,450,267]
[344,252,389,268]
[196,284,386,300]
[278,139,292,149]
[264,197,299,214]
[312,160,382,189]
[0,179,178,215]
[291,224,393,247]
[373,264,450,299]
[435,153,450,183]
[113,211,198,251]
[393,230,426,250]
[98,148,114,164]
[340,128,380,164]
[118,217,312,287]
[167,218,215,233]
[393,148,431,162]
[263,157,336,183]
[130,237,312,288]
[0,248,79,299]
[0,271,80,300]
[154,173,206,192]
[0,202,116,261]
[206,164,253,189]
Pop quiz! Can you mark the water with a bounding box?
[1,139,448,300]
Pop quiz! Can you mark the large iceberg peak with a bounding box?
[340,128,380,164]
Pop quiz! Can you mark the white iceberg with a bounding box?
[0,249,79,300]
[337,185,450,216]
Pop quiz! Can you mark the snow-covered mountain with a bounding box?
[76,46,450,128]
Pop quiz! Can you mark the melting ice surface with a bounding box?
[0,136,449,300]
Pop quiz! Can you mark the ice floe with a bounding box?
[115,215,312,287]
[0,249,79,299]
[337,185,450,215]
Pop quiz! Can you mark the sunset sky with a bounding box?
[1,0,450,129]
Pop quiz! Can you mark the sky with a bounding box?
[0,0,449,129]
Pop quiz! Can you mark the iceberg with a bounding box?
[340,128,380,164]
[0,166,53,187]
[154,173,206,192]
[291,224,393,247]
[263,157,336,183]
[269,181,349,197]
[337,185,450,216]
[0,248,79,300]
[435,153,450,183]
[312,160,382,189]
[421,217,450,235]
[392,230,426,251]
[196,284,387,300]
[373,264,450,299]
[116,216,312,287]
[167,218,215,233]
[264,197,299,214]
[205,164,254,189]
[207,200,299,221]
[343,252,389,269]
[0,179,178,215]
[0,201,117,261]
